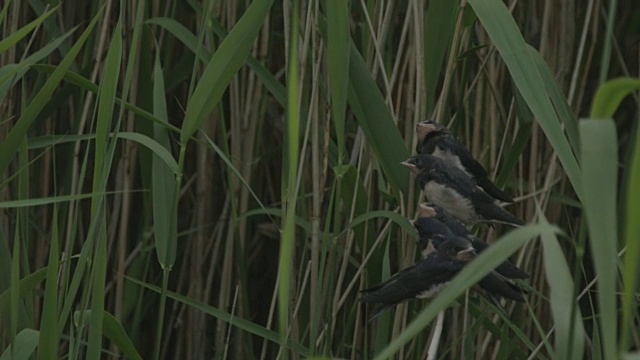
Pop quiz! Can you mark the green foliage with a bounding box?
[0,0,638,359]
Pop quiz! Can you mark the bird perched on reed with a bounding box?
[416,120,513,203]
[414,203,529,280]
[360,236,475,321]
[401,154,524,226]
[410,212,525,305]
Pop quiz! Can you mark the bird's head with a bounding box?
[400,154,438,174]
[439,236,475,261]
[416,120,448,141]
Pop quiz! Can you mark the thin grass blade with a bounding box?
[86,18,122,360]
[0,8,101,177]
[0,6,58,54]
[37,207,60,359]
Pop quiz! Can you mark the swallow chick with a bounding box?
[410,219,527,305]
[415,204,529,279]
[416,120,514,203]
[360,237,475,321]
[401,154,524,227]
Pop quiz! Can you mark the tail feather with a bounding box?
[479,273,525,302]
[477,177,513,203]
[476,202,524,226]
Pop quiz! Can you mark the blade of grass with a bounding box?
[579,119,618,360]
[151,52,177,270]
[279,0,300,351]
[589,78,640,118]
[424,0,458,115]
[124,276,310,356]
[145,16,287,107]
[27,132,178,173]
[0,328,39,360]
[587,78,640,351]
[0,6,58,54]
[179,0,274,143]
[539,207,585,360]
[0,27,77,102]
[102,311,143,360]
[86,18,122,360]
[0,7,101,178]
[348,42,410,195]
[622,114,640,351]
[0,268,48,316]
[466,0,582,201]
[37,207,60,359]
[0,0,10,27]
[326,0,350,164]
[30,64,181,133]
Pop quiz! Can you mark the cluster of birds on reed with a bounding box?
[361,120,528,320]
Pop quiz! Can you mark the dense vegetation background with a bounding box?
[1,0,639,359]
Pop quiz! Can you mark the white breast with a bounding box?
[424,181,475,224]
[433,146,470,176]
[417,283,446,299]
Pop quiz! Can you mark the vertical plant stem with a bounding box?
[279,0,300,355]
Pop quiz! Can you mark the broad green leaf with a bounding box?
[580,119,618,360]
[326,0,350,162]
[180,0,274,143]
[530,46,580,153]
[0,268,48,316]
[424,0,458,114]
[622,112,640,350]
[539,210,585,360]
[0,328,39,360]
[102,311,143,360]
[374,224,558,359]
[590,78,640,118]
[146,16,287,107]
[467,0,582,202]
[152,52,177,270]
[348,42,410,195]
[72,310,143,360]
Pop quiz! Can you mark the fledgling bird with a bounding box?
[416,120,514,203]
[410,217,526,304]
[360,236,475,321]
[401,154,524,227]
[414,204,529,280]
